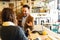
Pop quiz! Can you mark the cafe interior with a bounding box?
[0,0,60,40]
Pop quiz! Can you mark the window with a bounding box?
[58,12,60,22]
[57,0,60,10]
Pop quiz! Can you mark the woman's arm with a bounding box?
[18,27,28,40]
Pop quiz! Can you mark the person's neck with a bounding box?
[23,15,27,17]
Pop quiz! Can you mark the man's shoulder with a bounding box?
[26,15,33,21]
[28,15,33,19]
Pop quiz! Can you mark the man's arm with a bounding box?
[26,16,34,27]
[26,16,34,31]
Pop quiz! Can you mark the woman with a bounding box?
[1,8,28,40]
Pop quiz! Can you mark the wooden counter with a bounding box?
[28,32,51,40]
[28,25,60,40]
[28,25,52,40]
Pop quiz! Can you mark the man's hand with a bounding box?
[26,22,33,26]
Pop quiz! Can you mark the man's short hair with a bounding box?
[23,5,30,9]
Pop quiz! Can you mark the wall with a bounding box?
[0,1,21,11]
[48,0,58,23]
[0,2,9,11]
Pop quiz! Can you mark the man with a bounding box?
[17,5,34,35]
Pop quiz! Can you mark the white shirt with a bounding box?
[22,15,29,28]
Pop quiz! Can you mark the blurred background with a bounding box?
[0,0,60,40]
